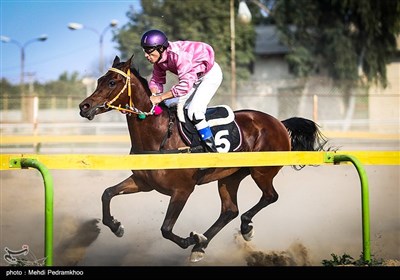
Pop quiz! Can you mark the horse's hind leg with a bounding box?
[102,174,143,237]
[240,166,281,241]
[190,170,248,262]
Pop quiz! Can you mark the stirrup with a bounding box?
[203,135,218,152]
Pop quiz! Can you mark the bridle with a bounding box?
[103,67,157,119]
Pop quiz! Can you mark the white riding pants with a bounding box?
[164,62,223,125]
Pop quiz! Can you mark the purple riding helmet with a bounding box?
[141,29,169,51]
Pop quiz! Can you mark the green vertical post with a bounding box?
[332,154,371,263]
[9,158,54,266]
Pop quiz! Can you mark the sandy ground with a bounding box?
[0,138,399,267]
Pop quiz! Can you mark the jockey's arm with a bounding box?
[150,91,174,105]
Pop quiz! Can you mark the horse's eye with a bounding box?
[109,80,116,88]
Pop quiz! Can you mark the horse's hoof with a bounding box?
[114,224,124,237]
[190,250,205,263]
[242,228,254,241]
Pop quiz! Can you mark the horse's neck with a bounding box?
[130,76,152,110]
[126,108,175,152]
[126,73,181,151]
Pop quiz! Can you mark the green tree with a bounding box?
[114,0,256,97]
[0,78,21,109]
[0,78,20,96]
[269,0,399,125]
[272,0,400,88]
[42,71,86,97]
[1,72,86,110]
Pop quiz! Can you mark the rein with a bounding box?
[105,67,158,119]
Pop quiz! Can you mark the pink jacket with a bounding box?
[148,41,215,97]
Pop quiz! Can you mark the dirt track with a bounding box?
[0,139,399,266]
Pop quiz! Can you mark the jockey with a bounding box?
[141,29,223,153]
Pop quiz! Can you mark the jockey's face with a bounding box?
[143,47,161,64]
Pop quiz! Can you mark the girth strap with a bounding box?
[159,107,175,151]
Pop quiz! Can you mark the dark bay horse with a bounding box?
[79,55,328,262]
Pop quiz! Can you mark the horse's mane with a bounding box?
[112,59,151,95]
[130,66,152,95]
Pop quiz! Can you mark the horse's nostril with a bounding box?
[80,103,90,111]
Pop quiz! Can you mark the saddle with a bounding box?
[177,105,242,153]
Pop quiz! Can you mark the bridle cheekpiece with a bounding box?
[105,67,161,119]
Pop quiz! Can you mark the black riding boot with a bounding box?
[204,136,218,153]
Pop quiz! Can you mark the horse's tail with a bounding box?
[281,117,329,152]
[282,117,331,170]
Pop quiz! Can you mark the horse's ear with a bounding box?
[127,54,134,66]
[112,56,120,67]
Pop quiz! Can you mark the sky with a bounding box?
[1,0,142,84]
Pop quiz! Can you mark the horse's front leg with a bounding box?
[189,173,245,262]
[160,190,197,249]
[102,174,143,237]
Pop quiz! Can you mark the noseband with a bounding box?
[105,67,157,119]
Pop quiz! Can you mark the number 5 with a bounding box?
[215,130,230,153]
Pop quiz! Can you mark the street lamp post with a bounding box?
[230,0,237,110]
[1,34,48,95]
[68,20,118,74]
[1,34,48,123]
[230,0,272,109]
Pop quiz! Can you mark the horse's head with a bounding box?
[79,55,135,120]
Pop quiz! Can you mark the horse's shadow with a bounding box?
[54,218,100,266]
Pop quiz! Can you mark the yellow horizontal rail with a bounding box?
[1,151,398,170]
